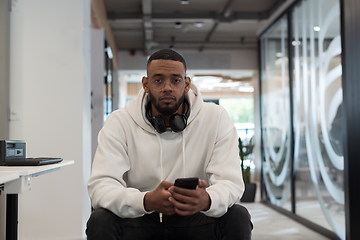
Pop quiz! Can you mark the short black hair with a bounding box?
[147,49,187,71]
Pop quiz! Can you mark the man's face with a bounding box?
[142,59,191,117]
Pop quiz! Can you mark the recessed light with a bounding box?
[180,0,189,5]
[238,86,254,92]
[314,26,320,31]
[195,22,203,28]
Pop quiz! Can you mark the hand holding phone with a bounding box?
[174,177,199,189]
[171,178,211,216]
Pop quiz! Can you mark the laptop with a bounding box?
[0,140,63,166]
[3,157,63,166]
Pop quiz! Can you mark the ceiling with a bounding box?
[102,0,287,55]
[96,0,290,97]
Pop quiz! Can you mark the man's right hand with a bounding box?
[144,181,175,215]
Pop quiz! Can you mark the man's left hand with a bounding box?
[168,179,211,216]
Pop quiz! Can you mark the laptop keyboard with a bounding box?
[4,157,63,166]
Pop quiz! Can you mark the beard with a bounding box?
[149,91,185,116]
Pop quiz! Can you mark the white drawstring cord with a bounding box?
[182,131,186,178]
[156,133,164,223]
[156,133,164,182]
[156,131,186,223]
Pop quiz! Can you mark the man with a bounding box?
[86,49,253,239]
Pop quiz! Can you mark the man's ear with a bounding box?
[184,76,191,93]
[142,76,150,93]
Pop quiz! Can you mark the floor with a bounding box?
[241,202,331,240]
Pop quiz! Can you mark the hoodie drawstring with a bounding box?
[182,131,186,178]
[156,131,186,223]
[156,133,164,223]
[156,133,164,181]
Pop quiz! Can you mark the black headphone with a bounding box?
[146,98,190,134]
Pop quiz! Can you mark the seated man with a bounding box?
[86,49,253,240]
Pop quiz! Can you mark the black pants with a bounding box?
[86,204,253,240]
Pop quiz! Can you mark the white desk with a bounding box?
[0,160,74,194]
[0,172,19,185]
[0,160,74,240]
[0,160,73,178]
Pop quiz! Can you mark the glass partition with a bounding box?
[260,14,292,211]
[259,0,344,239]
[292,0,344,238]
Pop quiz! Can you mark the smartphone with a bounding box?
[174,177,199,189]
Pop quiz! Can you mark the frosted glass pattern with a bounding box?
[292,0,344,238]
[260,15,292,211]
[260,0,344,239]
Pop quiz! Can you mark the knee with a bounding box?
[86,208,121,238]
[218,204,253,239]
[87,208,114,227]
[228,204,251,222]
[221,204,253,231]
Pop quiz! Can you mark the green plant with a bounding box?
[238,137,251,184]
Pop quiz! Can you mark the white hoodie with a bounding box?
[88,83,244,218]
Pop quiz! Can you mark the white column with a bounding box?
[91,28,105,160]
[0,0,10,238]
[0,0,10,139]
[8,0,92,239]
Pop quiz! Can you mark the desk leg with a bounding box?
[6,194,18,240]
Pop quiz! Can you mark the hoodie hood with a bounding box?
[125,82,203,134]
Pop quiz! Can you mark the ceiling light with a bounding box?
[195,22,203,28]
[192,76,222,84]
[180,0,189,5]
[238,86,254,92]
[215,82,240,88]
[314,26,320,31]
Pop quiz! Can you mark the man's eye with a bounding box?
[172,79,181,83]
[154,79,163,83]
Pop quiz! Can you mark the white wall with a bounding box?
[8,0,92,239]
[0,0,10,238]
[0,0,10,139]
[91,28,105,160]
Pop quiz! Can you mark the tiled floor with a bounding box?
[241,202,331,240]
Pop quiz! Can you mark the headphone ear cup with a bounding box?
[146,99,190,133]
[169,113,187,132]
[145,101,167,133]
[151,115,167,133]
